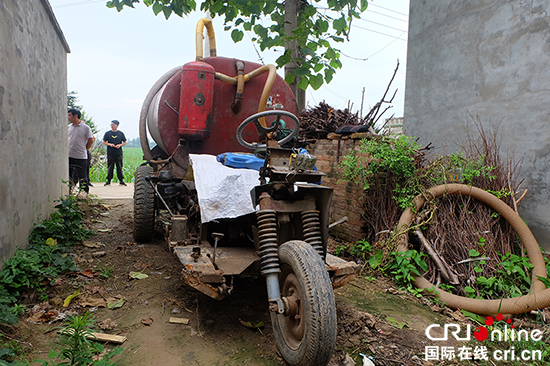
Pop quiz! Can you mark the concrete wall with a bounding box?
[404,0,550,249]
[0,0,69,260]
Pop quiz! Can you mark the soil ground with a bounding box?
[4,185,474,365]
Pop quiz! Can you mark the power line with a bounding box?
[367,9,408,23]
[369,3,408,17]
[352,24,407,41]
[366,31,407,59]
[357,18,407,33]
[53,0,105,9]
[340,29,407,61]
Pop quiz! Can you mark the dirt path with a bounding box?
[13,196,459,366]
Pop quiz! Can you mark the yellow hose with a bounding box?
[214,64,276,127]
[396,184,550,315]
[195,18,217,61]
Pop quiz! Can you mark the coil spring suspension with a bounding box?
[302,210,324,260]
[256,209,280,275]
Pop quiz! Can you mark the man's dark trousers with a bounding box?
[106,155,124,183]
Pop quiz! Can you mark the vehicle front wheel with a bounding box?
[271,240,337,366]
[133,165,155,242]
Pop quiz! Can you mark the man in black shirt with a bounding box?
[102,120,127,186]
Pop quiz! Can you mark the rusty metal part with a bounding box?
[280,268,305,345]
[181,266,228,300]
[331,273,358,289]
[149,180,173,217]
[174,245,258,275]
[258,193,316,213]
[175,245,259,300]
[302,210,324,260]
[325,253,361,289]
[171,215,189,242]
[211,232,224,269]
[233,60,245,113]
[191,246,201,262]
[269,168,325,184]
[283,291,300,318]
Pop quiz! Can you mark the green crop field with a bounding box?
[90,147,144,184]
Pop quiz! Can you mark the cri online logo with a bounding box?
[426,313,544,342]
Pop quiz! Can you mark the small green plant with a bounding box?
[465,252,534,299]
[0,338,27,365]
[383,249,428,297]
[349,239,371,260]
[35,312,122,366]
[333,245,347,257]
[0,191,89,325]
[340,135,422,209]
[95,265,114,279]
[28,194,93,247]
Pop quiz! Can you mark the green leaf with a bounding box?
[461,310,484,324]
[107,298,126,309]
[254,24,268,39]
[63,290,80,307]
[368,249,383,269]
[231,29,244,42]
[162,5,172,19]
[264,1,276,14]
[386,316,408,329]
[317,19,329,33]
[536,275,550,288]
[297,76,309,90]
[325,47,337,59]
[469,249,480,257]
[294,67,310,77]
[284,73,295,84]
[309,73,324,90]
[333,17,347,32]
[300,47,316,57]
[129,271,149,279]
[324,68,335,83]
[211,0,224,13]
[152,1,162,15]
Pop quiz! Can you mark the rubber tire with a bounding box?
[271,240,337,366]
[133,165,156,242]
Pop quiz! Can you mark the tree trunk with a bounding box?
[284,0,306,112]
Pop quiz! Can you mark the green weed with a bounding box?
[34,312,122,366]
[94,266,114,279]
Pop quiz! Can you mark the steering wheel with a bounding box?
[236,110,300,149]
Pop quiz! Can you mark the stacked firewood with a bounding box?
[297,102,361,142]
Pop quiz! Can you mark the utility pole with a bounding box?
[284,0,306,112]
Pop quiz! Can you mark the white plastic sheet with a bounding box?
[189,154,260,223]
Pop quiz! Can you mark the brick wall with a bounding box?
[304,136,369,243]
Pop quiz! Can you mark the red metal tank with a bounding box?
[178,61,215,140]
[146,57,297,157]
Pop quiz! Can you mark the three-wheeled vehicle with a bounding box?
[133,19,359,366]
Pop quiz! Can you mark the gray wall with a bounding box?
[0,0,70,260]
[405,0,550,250]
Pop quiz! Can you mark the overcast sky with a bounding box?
[49,0,409,140]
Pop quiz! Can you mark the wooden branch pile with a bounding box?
[298,102,360,142]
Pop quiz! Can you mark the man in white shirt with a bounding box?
[68,108,93,193]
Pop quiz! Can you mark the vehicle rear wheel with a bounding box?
[133,165,155,242]
[271,240,336,366]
